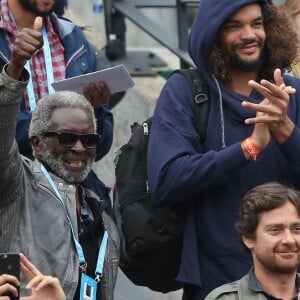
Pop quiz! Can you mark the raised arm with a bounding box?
[0,17,43,208]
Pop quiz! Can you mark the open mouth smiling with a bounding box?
[65,160,86,168]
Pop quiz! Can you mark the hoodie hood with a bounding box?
[188,0,273,84]
[186,0,273,149]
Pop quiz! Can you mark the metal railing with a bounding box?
[103,0,199,74]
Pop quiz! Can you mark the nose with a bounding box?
[71,138,86,152]
[281,229,296,245]
[240,25,256,40]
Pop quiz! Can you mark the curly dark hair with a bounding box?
[209,4,299,81]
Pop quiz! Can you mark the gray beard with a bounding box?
[43,149,94,183]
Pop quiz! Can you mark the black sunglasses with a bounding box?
[43,131,99,148]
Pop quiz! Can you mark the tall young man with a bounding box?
[147,0,300,299]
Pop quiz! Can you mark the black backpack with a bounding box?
[113,69,210,293]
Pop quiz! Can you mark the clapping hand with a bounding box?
[242,68,296,144]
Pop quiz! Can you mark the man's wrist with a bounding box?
[5,63,26,81]
[2,64,29,92]
[241,136,261,161]
[270,118,294,144]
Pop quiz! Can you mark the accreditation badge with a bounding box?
[80,273,98,300]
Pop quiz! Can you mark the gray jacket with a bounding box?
[0,67,119,300]
[205,274,266,300]
[205,271,300,300]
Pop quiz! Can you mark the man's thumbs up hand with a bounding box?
[6,17,44,79]
[33,16,43,32]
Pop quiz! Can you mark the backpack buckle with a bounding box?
[195,93,208,104]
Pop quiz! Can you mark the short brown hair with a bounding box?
[236,182,300,245]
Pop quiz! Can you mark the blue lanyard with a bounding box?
[95,230,108,280]
[40,163,108,277]
[25,22,55,112]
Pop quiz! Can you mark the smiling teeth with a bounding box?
[68,161,83,167]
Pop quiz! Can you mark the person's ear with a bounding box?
[242,235,254,251]
[31,136,43,159]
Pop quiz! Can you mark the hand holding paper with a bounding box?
[83,81,112,109]
[52,65,135,95]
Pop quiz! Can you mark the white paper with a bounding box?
[52,64,135,94]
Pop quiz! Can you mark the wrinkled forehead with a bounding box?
[258,201,300,228]
[49,107,95,132]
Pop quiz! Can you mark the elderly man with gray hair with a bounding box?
[0,17,119,300]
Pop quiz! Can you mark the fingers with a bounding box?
[9,26,43,74]
[12,16,43,61]
[20,253,41,282]
[0,274,19,298]
[272,69,296,95]
[25,274,65,300]
[242,100,282,124]
[19,254,65,300]
[83,81,112,108]
[7,18,44,79]
[26,274,59,291]
[248,79,293,112]
[273,68,284,87]
[0,274,19,287]
[15,28,43,55]
[243,74,296,126]
[33,17,43,32]
[242,114,282,125]
[243,71,295,143]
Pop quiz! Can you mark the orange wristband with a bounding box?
[241,137,260,160]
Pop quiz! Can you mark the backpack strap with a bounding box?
[172,69,210,143]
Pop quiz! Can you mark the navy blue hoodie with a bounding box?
[148,0,300,298]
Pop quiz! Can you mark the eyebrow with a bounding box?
[225,16,264,25]
[264,221,300,229]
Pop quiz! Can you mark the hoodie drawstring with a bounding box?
[212,74,226,149]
